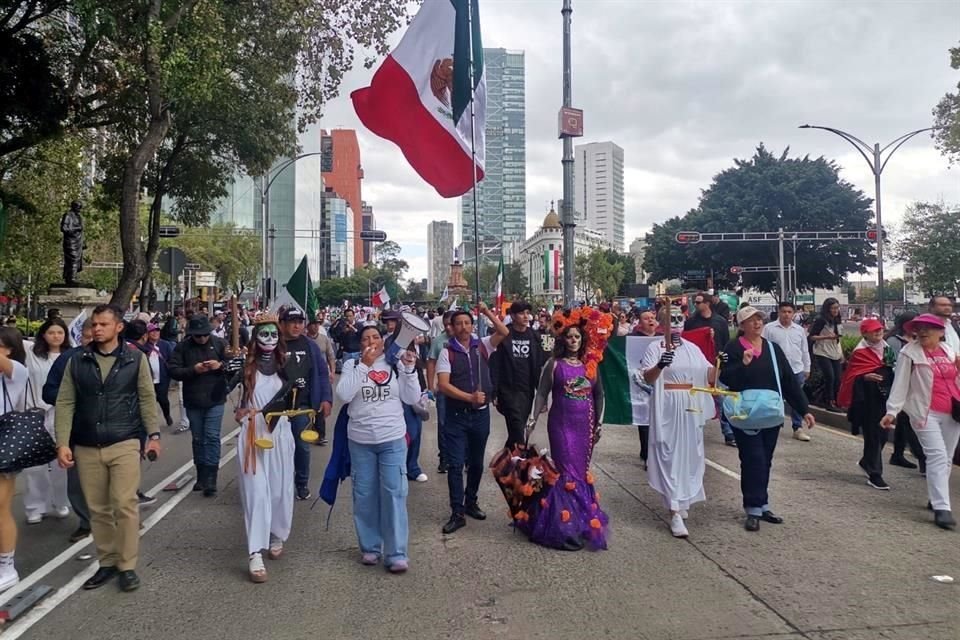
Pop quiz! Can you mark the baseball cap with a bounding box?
[279,306,306,322]
[736,305,765,325]
[859,318,883,333]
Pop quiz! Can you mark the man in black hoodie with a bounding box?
[491,301,546,448]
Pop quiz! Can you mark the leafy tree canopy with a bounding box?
[893,201,960,297]
[932,42,960,164]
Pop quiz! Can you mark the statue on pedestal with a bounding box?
[60,201,84,286]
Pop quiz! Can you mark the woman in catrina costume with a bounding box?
[232,313,297,583]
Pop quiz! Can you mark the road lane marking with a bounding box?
[814,424,860,441]
[0,425,241,605]
[705,458,741,480]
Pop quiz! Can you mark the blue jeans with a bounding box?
[733,426,781,515]
[436,394,448,466]
[348,437,409,566]
[186,404,225,467]
[788,372,806,429]
[715,397,734,440]
[444,406,490,514]
[403,404,424,479]
[289,413,312,489]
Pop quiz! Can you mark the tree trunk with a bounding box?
[138,190,163,310]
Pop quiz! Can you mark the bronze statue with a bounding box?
[60,201,84,286]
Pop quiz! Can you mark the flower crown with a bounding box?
[550,306,614,380]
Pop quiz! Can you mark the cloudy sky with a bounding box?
[321,0,960,282]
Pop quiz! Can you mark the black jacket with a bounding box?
[69,344,145,448]
[490,326,545,401]
[167,336,230,408]
[720,338,810,416]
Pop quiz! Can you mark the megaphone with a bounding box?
[396,312,430,349]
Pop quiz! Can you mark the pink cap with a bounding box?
[903,313,946,333]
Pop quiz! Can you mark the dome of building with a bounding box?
[542,205,561,230]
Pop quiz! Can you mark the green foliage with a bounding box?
[840,334,861,360]
[314,263,406,307]
[932,42,960,164]
[374,241,409,280]
[574,247,625,302]
[600,249,636,293]
[463,262,529,301]
[893,201,960,297]
[642,145,876,294]
[164,223,262,295]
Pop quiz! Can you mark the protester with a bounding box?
[632,310,661,466]
[279,306,333,500]
[0,327,29,591]
[22,318,72,525]
[167,315,231,497]
[712,293,731,322]
[382,309,428,483]
[491,301,545,449]
[838,319,896,490]
[436,303,509,534]
[306,317,336,446]
[809,298,844,412]
[426,312,454,474]
[928,295,960,354]
[55,304,161,592]
[146,323,175,427]
[684,292,735,446]
[881,313,960,530]
[884,311,925,472]
[332,308,363,363]
[337,325,421,572]
[720,306,815,532]
[762,302,813,441]
[641,330,717,538]
[617,312,632,336]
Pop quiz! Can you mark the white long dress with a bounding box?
[22,347,69,519]
[641,339,714,512]
[237,371,294,555]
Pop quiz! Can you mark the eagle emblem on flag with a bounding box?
[430,57,453,106]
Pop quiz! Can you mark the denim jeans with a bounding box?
[444,406,490,514]
[348,437,409,566]
[436,394,448,465]
[404,404,424,479]
[788,371,806,429]
[186,404,226,467]
[733,426,781,515]
[289,413,312,489]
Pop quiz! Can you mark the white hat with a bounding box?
[736,305,766,324]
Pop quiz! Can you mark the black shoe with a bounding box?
[83,566,118,590]
[927,501,934,511]
[118,570,140,592]
[889,455,917,470]
[165,415,173,427]
[561,536,585,551]
[934,510,956,530]
[137,491,157,507]
[857,460,870,478]
[744,516,760,532]
[296,486,311,501]
[437,463,448,474]
[464,503,486,520]
[203,466,218,498]
[193,465,205,492]
[867,475,890,490]
[827,402,845,414]
[760,510,784,524]
[69,526,91,543]
[442,514,466,534]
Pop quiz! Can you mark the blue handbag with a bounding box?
[722,340,785,430]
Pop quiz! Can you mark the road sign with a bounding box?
[159,225,181,238]
[675,231,701,244]
[359,230,387,242]
[683,269,707,279]
[558,106,584,138]
[158,247,187,277]
[729,266,743,274]
[195,271,217,288]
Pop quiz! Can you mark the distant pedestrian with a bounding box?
[884,312,925,472]
[0,327,29,592]
[809,298,844,412]
[685,292,734,446]
[762,302,813,441]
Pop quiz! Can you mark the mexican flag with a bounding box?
[372,285,391,308]
[494,256,504,312]
[274,255,318,319]
[352,0,485,198]
[544,249,560,291]
[598,335,662,425]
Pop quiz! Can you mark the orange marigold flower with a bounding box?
[561,510,571,523]
[586,471,595,485]
[590,518,602,529]
[564,481,576,491]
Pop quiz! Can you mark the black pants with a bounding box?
[155,381,172,424]
[498,392,534,449]
[733,426,781,514]
[637,425,649,461]
[859,420,888,477]
[893,411,925,462]
[444,406,490,514]
[814,355,843,404]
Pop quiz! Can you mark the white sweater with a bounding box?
[886,341,958,429]
[336,357,421,445]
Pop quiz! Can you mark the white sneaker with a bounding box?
[0,567,19,592]
[415,473,428,483]
[793,430,811,442]
[25,513,43,525]
[670,513,689,538]
[53,506,71,519]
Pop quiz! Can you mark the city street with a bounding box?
[3,391,959,640]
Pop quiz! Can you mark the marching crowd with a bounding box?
[0,293,957,592]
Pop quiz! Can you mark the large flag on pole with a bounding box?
[599,335,662,425]
[351,0,485,198]
[277,255,318,319]
[372,286,391,308]
[494,256,504,311]
[440,285,450,302]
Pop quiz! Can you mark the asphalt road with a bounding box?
[3,388,960,640]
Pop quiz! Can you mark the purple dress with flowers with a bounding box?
[518,359,608,550]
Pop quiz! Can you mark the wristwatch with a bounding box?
[148,433,161,441]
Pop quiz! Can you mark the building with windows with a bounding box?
[321,129,365,268]
[319,190,355,279]
[361,201,376,264]
[427,220,455,295]
[574,141,625,251]
[460,48,525,262]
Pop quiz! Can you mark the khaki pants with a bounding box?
[74,440,141,571]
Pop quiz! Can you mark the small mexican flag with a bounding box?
[598,335,662,425]
[494,256,504,312]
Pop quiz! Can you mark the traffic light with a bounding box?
[866,228,888,241]
[675,231,702,244]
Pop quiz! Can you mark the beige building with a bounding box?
[427,220,454,295]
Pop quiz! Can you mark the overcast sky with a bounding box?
[321,0,960,282]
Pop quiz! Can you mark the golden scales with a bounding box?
[255,388,319,449]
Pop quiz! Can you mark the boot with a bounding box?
[193,465,206,492]
[203,465,218,498]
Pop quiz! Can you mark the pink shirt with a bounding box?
[925,347,960,414]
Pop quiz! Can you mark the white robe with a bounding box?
[641,339,714,512]
[237,371,295,555]
[22,347,68,518]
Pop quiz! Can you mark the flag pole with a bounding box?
[467,0,481,309]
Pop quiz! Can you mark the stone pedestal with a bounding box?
[39,287,110,326]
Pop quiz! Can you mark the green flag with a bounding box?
[283,256,318,319]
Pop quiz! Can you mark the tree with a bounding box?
[893,201,960,297]
[574,247,624,302]
[601,249,636,294]
[933,42,960,164]
[374,240,409,279]
[168,224,262,296]
[642,145,876,294]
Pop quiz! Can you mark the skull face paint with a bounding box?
[256,323,279,352]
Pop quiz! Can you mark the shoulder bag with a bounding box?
[0,377,57,473]
[723,339,786,430]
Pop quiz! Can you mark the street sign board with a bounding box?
[558,106,584,138]
[158,247,187,277]
[195,271,217,288]
[159,225,181,238]
[359,230,387,242]
[675,231,701,244]
[683,269,707,279]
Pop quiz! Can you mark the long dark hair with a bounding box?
[33,318,71,359]
[552,325,589,361]
[886,310,918,340]
[819,297,841,327]
[0,327,26,365]
[242,325,287,408]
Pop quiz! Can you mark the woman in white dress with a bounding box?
[641,332,717,538]
[233,315,295,583]
[23,319,71,524]
[0,327,29,592]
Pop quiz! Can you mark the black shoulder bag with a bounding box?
[0,376,57,473]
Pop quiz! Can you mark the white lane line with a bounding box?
[0,425,241,604]
[705,457,741,481]
[3,442,240,638]
[814,424,860,441]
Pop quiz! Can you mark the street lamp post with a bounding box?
[798,125,934,320]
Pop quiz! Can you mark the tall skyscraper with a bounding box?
[460,48,525,264]
[427,220,455,295]
[321,129,365,268]
[574,141,625,251]
[361,201,376,264]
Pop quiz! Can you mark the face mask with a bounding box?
[256,324,279,352]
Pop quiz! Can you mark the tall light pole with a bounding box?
[799,125,934,320]
[559,0,582,306]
